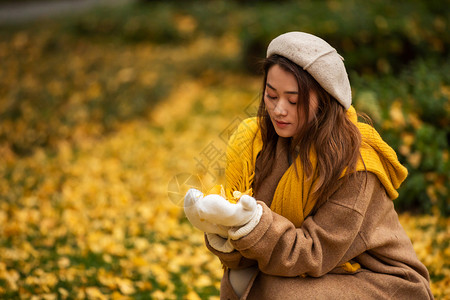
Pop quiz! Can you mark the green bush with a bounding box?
[232,0,449,75]
[22,0,448,77]
[66,0,449,80]
[353,58,450,215]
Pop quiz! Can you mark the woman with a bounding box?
[184,32,433,299]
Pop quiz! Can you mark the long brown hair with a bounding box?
[255,55,362,211]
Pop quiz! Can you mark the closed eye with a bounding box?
[265,94,277,100]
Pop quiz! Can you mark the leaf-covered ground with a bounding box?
[0,9,449,300]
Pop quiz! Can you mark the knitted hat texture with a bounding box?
[267,31,352,110]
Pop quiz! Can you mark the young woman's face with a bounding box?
[264,64,319,138]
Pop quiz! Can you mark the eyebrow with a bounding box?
[266,83,298,95]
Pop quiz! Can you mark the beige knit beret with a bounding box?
[267,31,352,110]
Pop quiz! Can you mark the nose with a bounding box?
[274,99,288,116]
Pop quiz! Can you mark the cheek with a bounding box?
[263,98,272,112]
[290,106,299,121]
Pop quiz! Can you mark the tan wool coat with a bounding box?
[206,137,433,300]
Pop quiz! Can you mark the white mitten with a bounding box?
[205,233,234,253]
[184,189,229,238]
[199,194,259,227]
[228,203,263,240]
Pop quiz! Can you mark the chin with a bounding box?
[274,129,294,138]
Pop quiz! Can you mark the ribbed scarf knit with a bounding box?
[225,106,408,228]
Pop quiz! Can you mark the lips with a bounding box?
[274,119,289,128]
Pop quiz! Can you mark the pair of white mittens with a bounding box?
[184,188,263,253]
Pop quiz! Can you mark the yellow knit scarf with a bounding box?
[225,106,408,228]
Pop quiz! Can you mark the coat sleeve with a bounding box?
[231,172,377,277]
[204,234,258,269]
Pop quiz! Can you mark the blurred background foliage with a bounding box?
[1,0,448,214]
[0,0,449,298]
